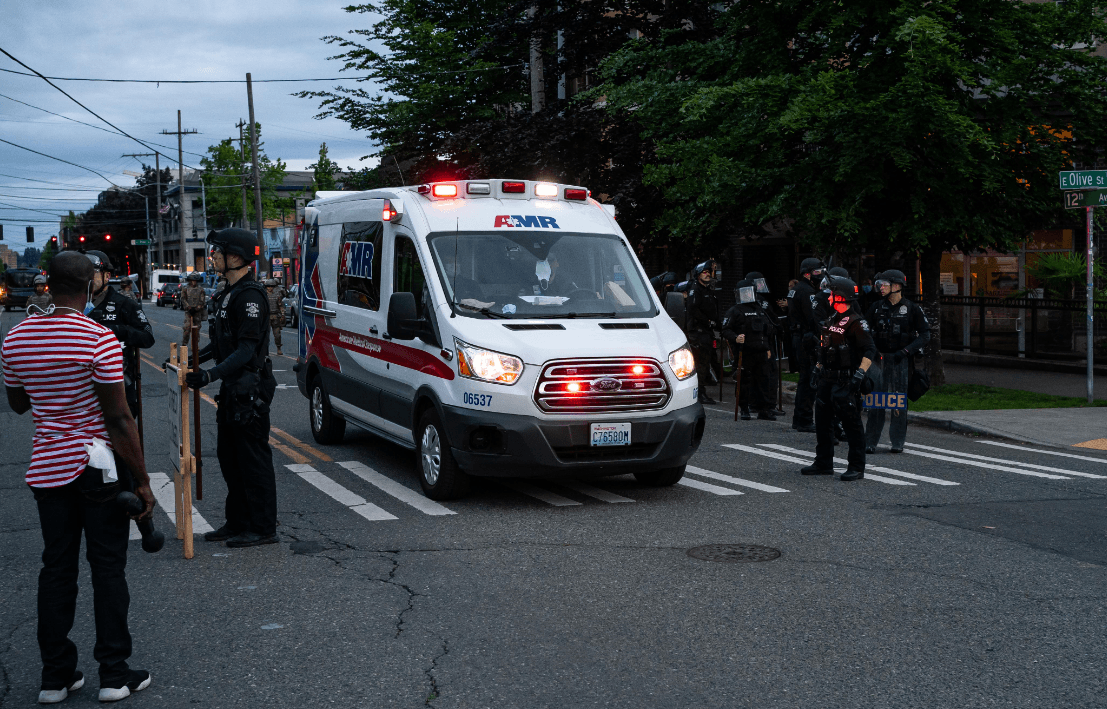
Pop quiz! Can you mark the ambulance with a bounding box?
[293,179,705,499]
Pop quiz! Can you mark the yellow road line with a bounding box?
[272,426,332,462]
[270,438,309,464]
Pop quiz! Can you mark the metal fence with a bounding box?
[939,295,1107,361]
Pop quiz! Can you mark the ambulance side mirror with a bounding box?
[387,292,419,340]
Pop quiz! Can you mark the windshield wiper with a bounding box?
[455,301,509,319]
[528,311,619,319]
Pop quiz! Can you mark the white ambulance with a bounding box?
[293,180,705,499]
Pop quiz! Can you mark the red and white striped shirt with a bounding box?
[2,312,124,488]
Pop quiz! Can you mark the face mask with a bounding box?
[862,285,872,293]
[82,279,95,315]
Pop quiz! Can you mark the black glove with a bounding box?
[849,367,867,393]
[162,356,170,370]
[185,369,211,389]
[893,348,909,363]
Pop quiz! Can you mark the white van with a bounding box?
[293,180,705,499]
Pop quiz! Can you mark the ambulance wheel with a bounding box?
[634,464,685,486]
[309,376,345,444]
[417,409,470,500]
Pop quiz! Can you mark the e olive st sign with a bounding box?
[1059,170,1107,190]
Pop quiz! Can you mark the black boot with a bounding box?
[801,463,834,476]
[740,407,752,420]
[700,393,717,405]
[840,467,865,481]
[757,410,777,421]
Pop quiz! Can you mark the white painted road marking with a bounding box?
[557,480,635,503]
[337,461,457,515]
[676,477,744,496]
[979,441,1107,465]
[905,443,1106,479]
[287,464,398,521]
[686,465,789,493]
[761,444,958,486]
[722,443,914,485]
[500,481,582,506]
[140,472,214,537]
[894,448,1069,480]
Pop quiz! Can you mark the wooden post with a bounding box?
[192,324,202,500]
[166,343,195,559]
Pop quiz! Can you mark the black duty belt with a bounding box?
[819,368,854,383]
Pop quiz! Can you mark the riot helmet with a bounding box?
[187,272,203,282]
[692,259,718,288]
[744,271,770,294]
[207,228,259,264]
[84,250,113,273]
[33,275,47,287]
[828,277,859,314]
[650,271,680,295]
[735,279,757,304]
[876,269,907,296]
[820,266,850,290]
[799,257,824,281]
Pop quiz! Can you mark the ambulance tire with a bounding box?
[309,375,346,444]
[416,409,471,500]
[633,464,685,486]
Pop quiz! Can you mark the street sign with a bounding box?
[1059,170,1107,190]
[1064,190,1107,209]
[132,239,152,245]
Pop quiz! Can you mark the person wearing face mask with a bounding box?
[27,274,53,313]
[801,276,876,481]
[185,229,277,549]
[721,279,776,420]
[864,269,930,454]
[84,251,155,419]
[786,258,824,432]
[684,259,720,404]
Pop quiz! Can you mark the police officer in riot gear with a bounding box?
[864,269,931,453]
[744,271,787,412]
[800,276,876,481]
[185,228,278,548]
[722,279,776,420]
[180,272,207,346]
[27,274,52,312]
[787,258,824,431]
[85,250,155,418]
[685,259,720,404]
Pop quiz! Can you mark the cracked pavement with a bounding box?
[1,306,1106,707]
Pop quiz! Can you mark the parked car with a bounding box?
[1,268,44,311]
[282,283,299,328]
[156,283,180,308]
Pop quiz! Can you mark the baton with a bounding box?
[777,334,784,413]
[191,323,203,500]
[733,349,744,421]
[133,347,144,450]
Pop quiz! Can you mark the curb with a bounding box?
[905,412,1061,448]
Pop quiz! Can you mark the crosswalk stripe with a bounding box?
[904,443,1106,479]
[896,449,1069,480]
[146,472,214,534]
[336,461,456,515]
[500,480,582,506]
[556,480,634,503]
[979,440,1107,465]
[722,443,914,486]
[288,465,398,521]
[760,444,958,486]
[686,465,789,493]
[676,477,744,495]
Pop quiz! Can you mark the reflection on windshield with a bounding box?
[6,273,37,288]
[429,232,653,318]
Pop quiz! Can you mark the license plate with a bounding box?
[591,423,631,447]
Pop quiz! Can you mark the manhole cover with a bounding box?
[687,544,781,563]
[290,541,325,555]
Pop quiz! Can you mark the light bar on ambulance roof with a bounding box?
[467,183,491,195]
[431,183,458,198]
[501,181,526,194]
[382,199,398,221]
[534,182,558,198]
[564,188,588,201]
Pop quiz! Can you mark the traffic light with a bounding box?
[26,226,34,243]
[105,234,112,241]
[79,235,86,243]
[0,224,4,241]
[50,236,57,245]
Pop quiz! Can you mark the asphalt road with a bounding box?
[1,303,1105,708]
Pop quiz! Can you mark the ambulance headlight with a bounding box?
[668,345,696,380]
[455,339,524,385]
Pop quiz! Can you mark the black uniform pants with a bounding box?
[738,347,773,412]
[690,331,715,394]
[32,467,131,689]
[791,334,816,426]
[814,377,866,471]
[216,408,277,536]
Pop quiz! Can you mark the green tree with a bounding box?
[309,142,343,192]
[199,124,287,229]
[39,239,57,270]
[595,0,1107,382]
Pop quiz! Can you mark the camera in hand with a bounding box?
[116,491,165,553]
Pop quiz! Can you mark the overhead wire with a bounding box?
[0,138,116,184]
[0,63,526,83]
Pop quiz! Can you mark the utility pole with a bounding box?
[236,119,250,230]
[528,5,546,113]
[246,73,266,277]
[161,113,198,272]
[155,153,162,266]
[122,152,156,296]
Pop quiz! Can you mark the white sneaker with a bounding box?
[98,670,150,702]
[38,671,84,704]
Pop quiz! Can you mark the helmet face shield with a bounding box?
[753,278,768,293]
[738,286,756,304]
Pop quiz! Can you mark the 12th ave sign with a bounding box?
[1059,170,1107,189]
[1065,190,1107,209]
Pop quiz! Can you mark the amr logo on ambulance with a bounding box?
[493,215,560,229]
[340,240,375,279]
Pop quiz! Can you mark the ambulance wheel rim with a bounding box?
[311,386,324,432]
[421,424,441,486]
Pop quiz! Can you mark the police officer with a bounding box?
[179,272,207,347]
[27,274,52,312]
[185,228,278,548]
[119,278,138,302]
[722,279,776,420]
[264,278,287,356]
[786,258,824,432]
[813,267,851,325]
[685,259,720,404]
[864,269,931,453]
[800,277,876,481]
[85,251,155,418]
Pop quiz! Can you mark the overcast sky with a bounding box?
[1,0,385,247]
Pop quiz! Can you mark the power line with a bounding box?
[0,138,116,184]
[0,63,526,84]
[0,172,105,188]
[0,194,97,201]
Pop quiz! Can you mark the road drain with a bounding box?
[687,544,781,563]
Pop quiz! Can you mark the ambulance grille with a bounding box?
[533,358,671,413]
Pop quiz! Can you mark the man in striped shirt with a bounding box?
[2,252,155,704]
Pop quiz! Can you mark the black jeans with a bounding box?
[737,347,773,412]
[216,407,277,536]
[814,378,867,471]
[33,468,131,689]
[791,334,817,426]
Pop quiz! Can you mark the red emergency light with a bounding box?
[104,234,111,241]
[501,181,526,194]
[565,188,588,201]
[382,199,397,221]
[431,184,457,198]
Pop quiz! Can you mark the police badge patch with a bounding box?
[245,301,260,318]
[899,305,907,315]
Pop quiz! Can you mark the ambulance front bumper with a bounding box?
[443,403,706,478]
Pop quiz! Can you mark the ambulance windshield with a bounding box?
[429,232,655,319]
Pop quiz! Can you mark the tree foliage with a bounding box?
[309,142,343,192]
[199,124,287,229]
